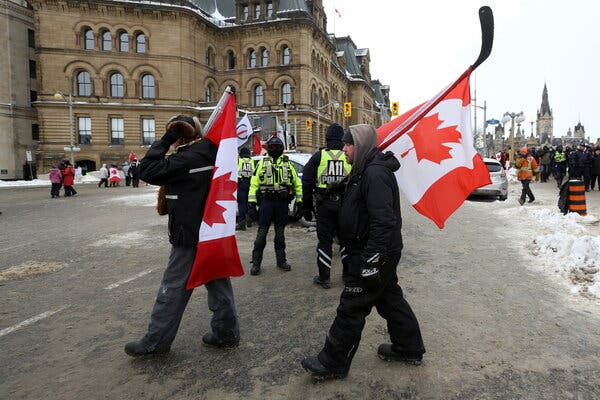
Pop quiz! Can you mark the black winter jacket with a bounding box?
[338,149,403,267]
[140,138,217,247]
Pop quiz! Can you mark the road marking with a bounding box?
[0,305,69,338]
[104,268,155,290]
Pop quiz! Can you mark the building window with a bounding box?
[281,83,292,105]
[205,85,212,102]
[102,30,112,51]
[28,29,35,48]
[248,49,257,68]
[77,71,92,97]
[30,90,37,104]
[206,47,214,67]
[141,74,155,99]
[110,73,124,98]
[84,29,94,50]
[29,60,36,79]
[31,123,39,140]
[266,2,273,17]
[260,48,269,67]
[142,118,155,145]
[119,32,129,52]
[253,85,264,107]
[135,33,146,53]
[78,117,92,144]
[254,3,260,19]
[110,117,124,145]
[242,4,248,21]
[282,46,290,65]
[227,50,236,69]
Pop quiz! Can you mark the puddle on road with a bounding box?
[0,261,65,281]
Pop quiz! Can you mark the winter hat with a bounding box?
[266,136,284,159]
[520,147,528,155]
[325,123,344,149]
[239,147,251,158]
[167,115,202,139]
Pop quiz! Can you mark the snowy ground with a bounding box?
[0,171,103,188]
[472,168,600,302]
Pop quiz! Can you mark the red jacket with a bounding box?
[62,166,75,186]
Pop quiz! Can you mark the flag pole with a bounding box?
[203,86,235,137]
[379,6,494,150]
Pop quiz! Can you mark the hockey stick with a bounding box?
[379,6,494,150]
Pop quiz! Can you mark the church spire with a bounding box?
[539,83,552,117]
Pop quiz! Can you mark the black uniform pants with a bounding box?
[318,254,425,373]
[237,179,250,223]
[316,197,341,280]
[252,198,289,266]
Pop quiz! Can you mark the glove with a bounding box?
[160,128,180,145]
[247,202,258,221]
[303,208,313,222]
[360,254,382,288]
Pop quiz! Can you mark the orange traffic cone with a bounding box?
[567,179,587,216]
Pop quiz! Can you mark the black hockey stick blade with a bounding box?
[471,6,494,70]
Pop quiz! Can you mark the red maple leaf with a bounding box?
[203,169,237,227]
[403,113,462,164]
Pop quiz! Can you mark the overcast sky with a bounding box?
[323,0,600,143]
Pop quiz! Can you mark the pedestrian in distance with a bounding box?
[302,124,425,380]
[98,163,109,188]
[553,146,567,188]
[301,123,351,289]
[49,165,62,198]
[129,159,140,188]
[515,147,538,205]
[123,161,131,186]
[62,161,77,197]
[236,147,255,231]
[582,144,593,191]
[247,136,302,275]
[108,164,121,187]
[124,115,240,357]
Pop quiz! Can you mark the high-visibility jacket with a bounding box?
[316,149,351,189]
[249,155,302,203]
[554,151,566,163]
[237,157,255,179]
[515,155,538,181]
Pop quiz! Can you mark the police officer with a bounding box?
[236,147,255,231]
[247,136,302,275]
[302,123,351,289]
[302,124,425,380]
[553,145,567,188]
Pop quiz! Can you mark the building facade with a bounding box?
[0,0,38,179]
[28,0,389,173]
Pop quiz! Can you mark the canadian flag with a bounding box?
[377,72,491,229]
[187,89,244,289]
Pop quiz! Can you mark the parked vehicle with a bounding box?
[471,157,508,201]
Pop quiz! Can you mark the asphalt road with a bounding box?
[1,183,599,399]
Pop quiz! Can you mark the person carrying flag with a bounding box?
[124,115,240,357]
[236,147,255,231]
[301,123,351,289]
[302,124,425,380]
[247,136,302,275]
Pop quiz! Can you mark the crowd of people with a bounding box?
[48,159,77,198]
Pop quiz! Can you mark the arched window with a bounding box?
[281,83,292,105]
[248,49,257,68]
[101,30,112,51]
[311,87,317,107]
[110,73,124,98]
[205,85,212,102]
[227,50,235,69]
[205,47,214,67]
[77,71,92,96]
[119,32,129,52]
[260,48,269,67]
[84,29,94,50]
[141,74,155,99]
[135,33,146,53]
[282,45,290,65]
[253,85,264,107]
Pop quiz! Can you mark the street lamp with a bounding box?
[54,76,77,167]
[316,99,340,147]
[501,111,526,165]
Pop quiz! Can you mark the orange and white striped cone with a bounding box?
[567,179,587,216]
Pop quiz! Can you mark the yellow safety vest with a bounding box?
[237,157,255,179]
[248,156,302,203]
[316,149,351,189]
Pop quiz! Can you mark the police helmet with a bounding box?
[266,136,284,158]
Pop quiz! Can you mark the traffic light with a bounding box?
[305,119,312,132]
[343,102,352,117]
[391,102,400,116]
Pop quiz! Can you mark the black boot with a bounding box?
[251,251,262,275]
[301,356,347,380]
[313,275,331,289]
[202,333,239,348]
[124,340,170,357]
[377,344,423,365]
[236,220,247,231]
[275,249,291,271]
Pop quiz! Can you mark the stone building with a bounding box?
[0,0,38,179]
[28,0,389,173]
[536,83,553,146]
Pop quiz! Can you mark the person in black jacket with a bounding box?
[124,115,240,357]
[301,124,425,380]
[591,147,600,191]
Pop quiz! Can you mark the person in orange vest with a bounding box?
[515,147,539,205]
